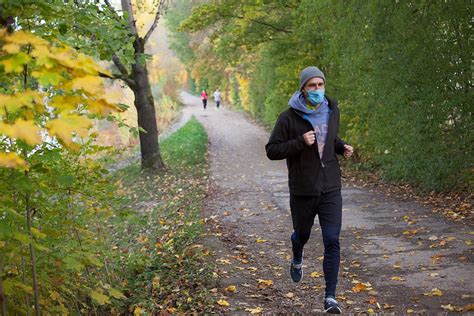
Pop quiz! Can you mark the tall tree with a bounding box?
[105,0,166,170]
[1,0,167,170]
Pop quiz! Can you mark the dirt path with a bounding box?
[179,91,473,314]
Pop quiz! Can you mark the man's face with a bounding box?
[304,77,325,92]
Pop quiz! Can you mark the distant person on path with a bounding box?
[214,88,222,109]
[201,90,208,109]
[265,66,353,314]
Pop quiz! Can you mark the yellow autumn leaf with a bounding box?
[87,98,118,116]
[310,271,322,278]
[133,307,144,315]
[424,288,443,297]
[0,90,44,115]
[2,42,21,54]
[225,285,236,292]
[70,75,104,95]
[3,30,48,47]
[0,152,29,170]
[255,239,267,243]
[75,53,112,76]
[390,276,404,281]
[245,307,263,314]
[217,299,230,307]
[46,114,92,149]
[257,279,273,289]
[0,119,42,146]
[0,52,31,73]
[49,46,77,69]
[49,95,84,113]
[31,44,55,68]
[152,276,160,289]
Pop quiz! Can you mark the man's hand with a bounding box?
[303,130,316,146]
[343,144,354,158]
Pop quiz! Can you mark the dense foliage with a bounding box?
[167,0,472,192]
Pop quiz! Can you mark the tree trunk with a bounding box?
[131,40,165,170]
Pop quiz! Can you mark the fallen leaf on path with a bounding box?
[431,254,443,264]
[225,285,236,293]
[369,297,377,304]
[403,229,418,236]
[463,304,474,312]
[406,308,414,313]
[390,276,404,281]
[310,271,322,278]
[257,279,273,289]
[285,292,294,298]
[245,307,263,314]
[428,235,438,241]
[351,260,361,267]
[424,288,443,297]
[352,283,367,293]
[383,303,394,309]
[429,272,439,277]
[217,299,230,307]
[441,304,454,311]
[255,239,268,243]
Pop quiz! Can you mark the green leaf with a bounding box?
[90,289,111,305]
[108,288,126,299]
[13,232,30,244]
[63,256,84,272]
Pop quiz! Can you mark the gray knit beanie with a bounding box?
[299,66,325,90]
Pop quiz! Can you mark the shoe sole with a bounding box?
[323,306,342,314]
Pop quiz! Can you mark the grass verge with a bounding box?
[109,117,216,314]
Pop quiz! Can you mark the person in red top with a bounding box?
[201,90,208,110]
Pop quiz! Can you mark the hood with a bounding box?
[288,91,314,114]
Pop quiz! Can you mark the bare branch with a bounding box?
[99,71,135,87]
[111,54,135,87]
[143,0,166,44]
[121,0,138,36]
[112,54,129,75]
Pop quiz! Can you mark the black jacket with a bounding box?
[265,96,346,195]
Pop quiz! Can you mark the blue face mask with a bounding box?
[306,90,325,105]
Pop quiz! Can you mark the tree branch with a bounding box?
[143,0,166,44]
[112,54,129,75]
[121,0,138,36]
[111,54,135,87]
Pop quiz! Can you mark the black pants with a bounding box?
[290,190,342,298]
[216,101,220,108]
[203,99,207,109]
